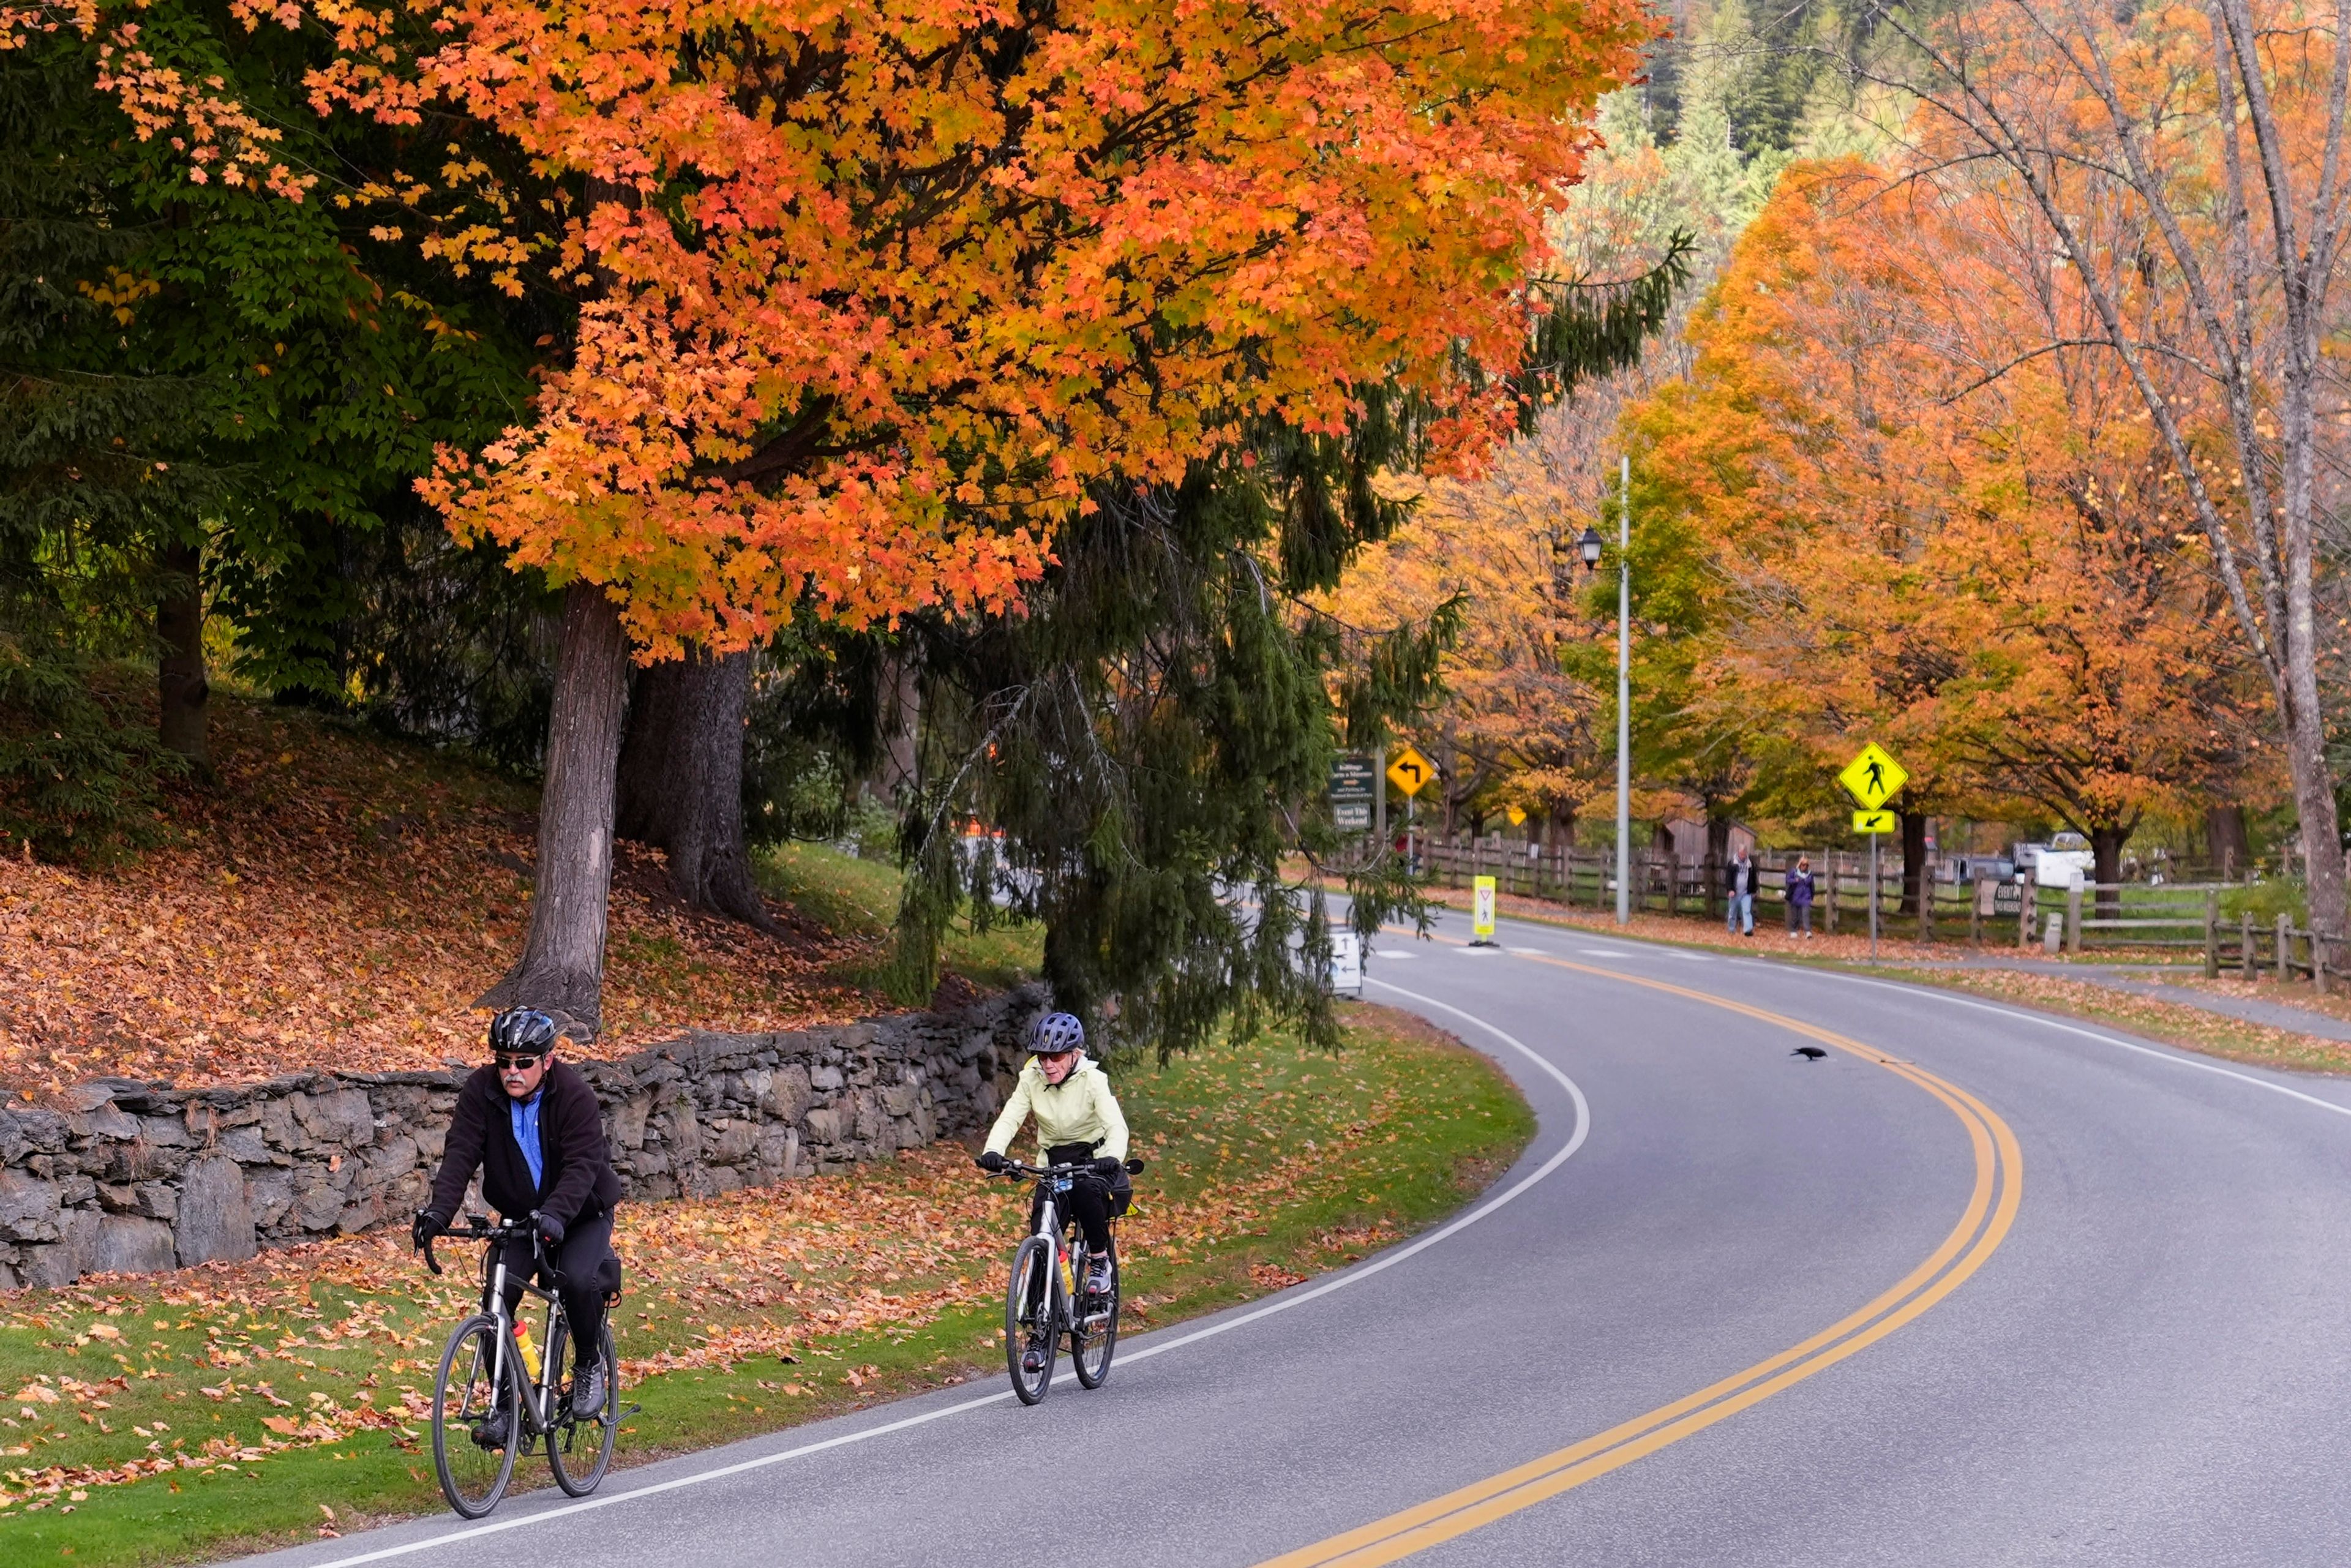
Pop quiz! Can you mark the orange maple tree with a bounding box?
[24,0,1655,1024]
[1627,162,2265,896]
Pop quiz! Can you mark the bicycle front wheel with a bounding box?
[431,1314,520,1519]
[548,1321,620,1496]
[1071,1249,1120,1390]
[1004,1236,1058,1405]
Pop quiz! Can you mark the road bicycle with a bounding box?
[988,1157,1145,1405]
[419,1215,621,1518]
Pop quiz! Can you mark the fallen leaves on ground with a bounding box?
[0,1012,1520,1519]
[1889,967,2351,1075]
[0,694,879,1096]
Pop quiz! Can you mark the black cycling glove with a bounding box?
[536,1211,566,1245]
[411,1209,448,1250]
[1093,1156,1123,1177]
[976,1150,1007,1172]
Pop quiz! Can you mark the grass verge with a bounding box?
[757,841,1040,992]
[0,1002,1528,1565]
[1862,966,2351,1075]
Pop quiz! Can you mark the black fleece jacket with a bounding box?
[426,1060,621,1228]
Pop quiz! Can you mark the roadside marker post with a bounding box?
[1839,744,1908,964]
[1471,876,1498,947]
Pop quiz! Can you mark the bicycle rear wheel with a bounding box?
[431,1314,520,1519]
[547,1320,619,1496]
[1071,1246,1120,1389]
[1004,1236,1058,1405]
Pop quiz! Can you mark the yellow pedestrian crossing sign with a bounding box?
[1852,809,1896,835]
[1838,743,1908,810]
[1387,746,1434,798]
[1505,805,1526,827]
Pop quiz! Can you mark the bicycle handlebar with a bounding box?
[418,1214,541,1278]
[989,1157,1147,1180]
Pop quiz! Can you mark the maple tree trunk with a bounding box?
[869,648,921,803]
[2205,805,2250,879]
[481,582,630,1035]
[615,647,773,929]
[156,537,209,770]
[1899,810,1927,917]
[2090,825,2126,923]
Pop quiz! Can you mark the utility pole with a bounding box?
[1616,454,1632,928]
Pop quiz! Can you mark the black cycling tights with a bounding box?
[497,1206,617,1373]
[1029,1176,1113,1254]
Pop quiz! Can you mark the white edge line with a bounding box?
[1817,969,2351,1120]
[293,980,1592,1568]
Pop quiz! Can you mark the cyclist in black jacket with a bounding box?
[413,1009,623,1433]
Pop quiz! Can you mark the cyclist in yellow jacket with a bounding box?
[977,1011,1130,1295]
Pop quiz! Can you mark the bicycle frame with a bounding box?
[431,1218,570,1439]
[1010,1165,1116,1331]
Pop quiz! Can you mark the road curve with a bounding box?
[236,907,2351,1567]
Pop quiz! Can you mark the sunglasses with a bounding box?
[493,1052,547,1072]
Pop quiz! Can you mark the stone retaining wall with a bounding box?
[0,985,1043,1290]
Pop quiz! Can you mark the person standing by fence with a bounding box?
[1786,855,1815,939]
[1725,847,1757,936]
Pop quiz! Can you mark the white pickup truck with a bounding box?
[2018,832,2097,890]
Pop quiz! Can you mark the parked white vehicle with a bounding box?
[2020,832,2097,890]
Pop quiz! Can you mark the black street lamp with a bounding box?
[1575,525,1604,570]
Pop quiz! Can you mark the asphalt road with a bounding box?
[239,907,2351,1567]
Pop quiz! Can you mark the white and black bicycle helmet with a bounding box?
[1029,1011,1085,1057]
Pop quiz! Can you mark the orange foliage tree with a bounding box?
[26,0,1654,1023]
[1629,162,2263,911]
[1320,441,1607,841]
[1853,0,2351,937]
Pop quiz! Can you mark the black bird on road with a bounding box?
[1790,1046,1828,1062]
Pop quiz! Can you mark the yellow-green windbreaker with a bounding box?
[983,1056,1129,1161]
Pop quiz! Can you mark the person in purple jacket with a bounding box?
[1785,855,1817,938]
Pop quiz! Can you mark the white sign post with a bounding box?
[1328,929,1363,997]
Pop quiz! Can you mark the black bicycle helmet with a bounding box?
[1029,1011,1085,1057]
[488,1007,560,1057]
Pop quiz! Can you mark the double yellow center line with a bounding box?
[1262,946,2022,1567]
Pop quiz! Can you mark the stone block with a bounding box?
[97,1182,138,1213]
[802,1106,846,1146]
[810,1064,845,1092]
[219,1127,275,1165]
[135,1182,178,1221]
[657,1099,702,1162]
[89,1216,176,1276]
[413,1125,445,1163]
[708,1120,757,1163]
[367,1135,418,1182]
[0,1170,62,1242]
[322,1089,377,1145]
[57,1175,96,1208]
[138,1116,190,1148]
[246,1171,294,1231]
[294,1180,344,1232]
[259,1098,298,1150]
[17,1241,77,1289]
[611,1094,651,1151]
[880,1083,918,1117]
[174,1155,258,1266]
[13,1108,69,1153]
[68,1102,140,1142]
